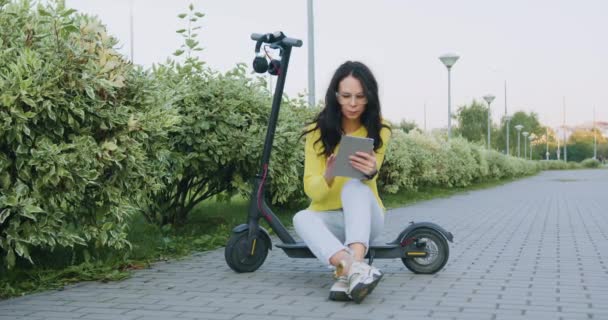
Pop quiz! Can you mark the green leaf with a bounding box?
[177,13,187,19]
[176,29,186,34]
[4,196,18,206]
[85,87,95,99]
[62,25,79,33]
[173,49,185,57]
[0,209,11,224]
[185,39,197,49]
[102,141,118,151]
[6,249,15,269]
[24,204,44,214]
[37,6,51,16]
[61,8,78,17]
[22,96,36,107]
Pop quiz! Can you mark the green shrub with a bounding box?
[145,57,315,225]
[380,130,543,194]
[444,137,477,187]
[0,1,176,268]
[581,158,600,168]
[538,160,582,170]
[379,130,415,193]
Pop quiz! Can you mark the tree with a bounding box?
[396,119,418,133]
[566,128,608,162]
[455,100,488,144]
[496,111,543,157]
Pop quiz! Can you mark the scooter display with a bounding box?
[225,31,453,274]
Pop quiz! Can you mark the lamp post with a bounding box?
[563,126,568,162]
[504,81,510,155]
[515,125,524,157]
[545,127,550,160]
[563,98,567,162]
[505,115,512,155]
[129,0,134,62]
[307,0,315,107]
[593,107,597,159]
[439,53,460,140]
[522,131,529,159]
[556,128,561,160]
[483,94,495,149]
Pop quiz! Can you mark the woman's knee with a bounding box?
[292,210,313,230]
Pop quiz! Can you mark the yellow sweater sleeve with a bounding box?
[303,130,331,202]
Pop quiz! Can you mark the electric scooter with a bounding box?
[225,32,453,274]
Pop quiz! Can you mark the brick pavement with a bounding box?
[1,169,607,320]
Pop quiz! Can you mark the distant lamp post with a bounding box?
[129,0,135,62]
[563,127,568,162]
[504,115,512,155]
[439,53,460,140]
[545,127,550,160]
[522,131,529,159]
[556,128,561,160]
[515,125,524,157]
[483,94,496,149]
[593,107,597,159]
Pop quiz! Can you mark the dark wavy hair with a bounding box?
[302,61,390,156]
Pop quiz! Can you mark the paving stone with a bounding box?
[1,170,607,319]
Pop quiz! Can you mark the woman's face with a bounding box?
[336,75,367,122]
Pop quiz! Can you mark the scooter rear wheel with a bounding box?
[401,228,449,274]
[225,231,269,273]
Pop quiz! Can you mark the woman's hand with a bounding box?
[349,151,377,178]
[324,154,337,186]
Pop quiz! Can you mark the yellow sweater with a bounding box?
[303,123,391,211]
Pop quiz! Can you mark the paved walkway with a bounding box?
[1,169,608,320]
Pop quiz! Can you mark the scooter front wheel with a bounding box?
[225,231,269,273]
[401,228,449,274]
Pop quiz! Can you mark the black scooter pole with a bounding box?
[247,35,301,246]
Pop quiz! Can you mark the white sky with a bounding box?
[65,0,607,130]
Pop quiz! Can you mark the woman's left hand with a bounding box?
[349,151,377,177]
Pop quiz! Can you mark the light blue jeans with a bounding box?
[293,179,385,266]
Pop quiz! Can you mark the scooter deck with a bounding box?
[276,242,403,259]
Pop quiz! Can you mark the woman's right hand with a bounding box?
[324,154,336,186]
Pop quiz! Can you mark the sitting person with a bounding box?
[294,61,391,303]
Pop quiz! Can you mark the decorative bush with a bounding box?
[0,1,177,268]
[380,130,542,194]
[145,57,316,226]
[378,130,415,193]
[580,158,600,168]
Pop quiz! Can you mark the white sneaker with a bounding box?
[329,276,352,301]
[347,261,383,303]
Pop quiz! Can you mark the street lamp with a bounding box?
[483,94,496,149]
[593,107,597,159]
[515,125,524,157]
[307,0,315,107]
[129,0,134,62]
[522,131,529,159]
[555,129,562,161]
[545,127,550,160]
[504,115,512,155]
[439,53,460,140]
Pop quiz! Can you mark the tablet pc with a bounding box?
[333,135,374,179]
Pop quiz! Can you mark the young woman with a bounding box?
[294,61,391,303]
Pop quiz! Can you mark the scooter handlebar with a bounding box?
[251,32,303,47]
